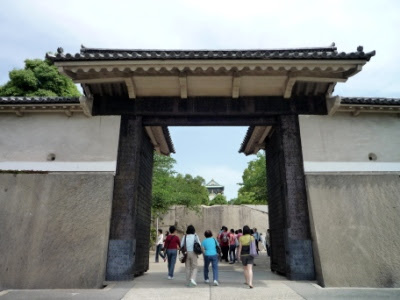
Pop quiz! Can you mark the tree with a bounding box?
[172,174,209,208]
[151,153,177,216]
[0,58,80,97]
[151,153,209,216]
[235,152,267,204]
[209,194,228,206]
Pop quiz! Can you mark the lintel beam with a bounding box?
[92,95,328,117]
[141,116,277,126]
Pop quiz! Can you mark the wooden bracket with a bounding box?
[179,73,188,99]
[232,73,241,98]
[125,77,137,99]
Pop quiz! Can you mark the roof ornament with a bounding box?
[357,45,364,52]
[330,42,335,47]
[57,47,64,54]
[81,44,86,49]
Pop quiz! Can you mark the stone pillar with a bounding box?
[106,115,154,280]
[279,115,315,280]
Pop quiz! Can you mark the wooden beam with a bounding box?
[352,109,361,117]
[284,76,347,99]
[179,74,188,99]
[232,74,241,98]
[76,77,126,84]
[284,77,297,99]
[124,77,137,99]
[327,96,341,116]
[91,95,328,117]
[145,126,161,153]
[141,116,277,126]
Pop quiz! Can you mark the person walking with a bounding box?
[252,228,260,253]
[181,225,201,287]
[259,233,267,251]
[228,228,237,264]
[201,230,219,286]
[237,225,255,288]
[266,229,271,257]
[155,229,165,263]
[164,225,180,279]
[218,226,230,262]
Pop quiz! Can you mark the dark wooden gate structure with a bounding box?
[265,116,314,279]
[48,45,374,282]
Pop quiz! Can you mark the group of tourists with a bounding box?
[155,224,268,288]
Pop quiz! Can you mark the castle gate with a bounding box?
[49,45,374,282]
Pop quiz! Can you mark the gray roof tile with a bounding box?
[162,126,175,154]
[341,97,400,106]
[0,96,80,104]
[238,126,255,154]
[47,44,375,62]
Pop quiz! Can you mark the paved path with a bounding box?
[123,252,301,300]
[1,252,400,299]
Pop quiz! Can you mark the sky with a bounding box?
[1,0,399,199]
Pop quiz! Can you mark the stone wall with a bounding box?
[299,113,400,163]
[306,174,400,287]
[0,114,120,165]
[0,172,114,289]
[157,205,269,240]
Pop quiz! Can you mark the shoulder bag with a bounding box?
[179,235,187,263]
[249,236,258,257]
[193,234,203,255]
[214,238,222,261]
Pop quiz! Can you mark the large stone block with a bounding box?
[306,174,400,287]
[0,172,114,289]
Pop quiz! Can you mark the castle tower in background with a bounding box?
[205,179,224,200]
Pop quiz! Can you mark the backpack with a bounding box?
[222,233,229,243]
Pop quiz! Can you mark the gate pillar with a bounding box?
[266,115,315,280]
[280,115,315,280]
[106,115,154,280]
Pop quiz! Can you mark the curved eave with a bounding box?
[327,96,400,116]
[145,126,175,156]
[239,126,272,155]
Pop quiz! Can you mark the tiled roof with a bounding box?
[238,126,254,154]
[341,97,400,106]
[205,179,224,187]
[47,44,375,62]
[0,96,80,104]
[162,126,175,154]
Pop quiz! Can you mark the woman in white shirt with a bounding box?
[180,225,201,287]
[155,229,165,263]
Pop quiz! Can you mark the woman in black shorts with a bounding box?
[237,225,254,288]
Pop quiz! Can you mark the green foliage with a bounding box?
[234,152,267,204]
[209,194,228,206]
[152,154,177,216]
[149,227,157,249]
[0,58,80,97]
[152,153,209,216]
[172,174,209,208]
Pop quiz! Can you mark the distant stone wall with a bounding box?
[157,205,269,240]
[0,172,114,289]
[306,174,400,287]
